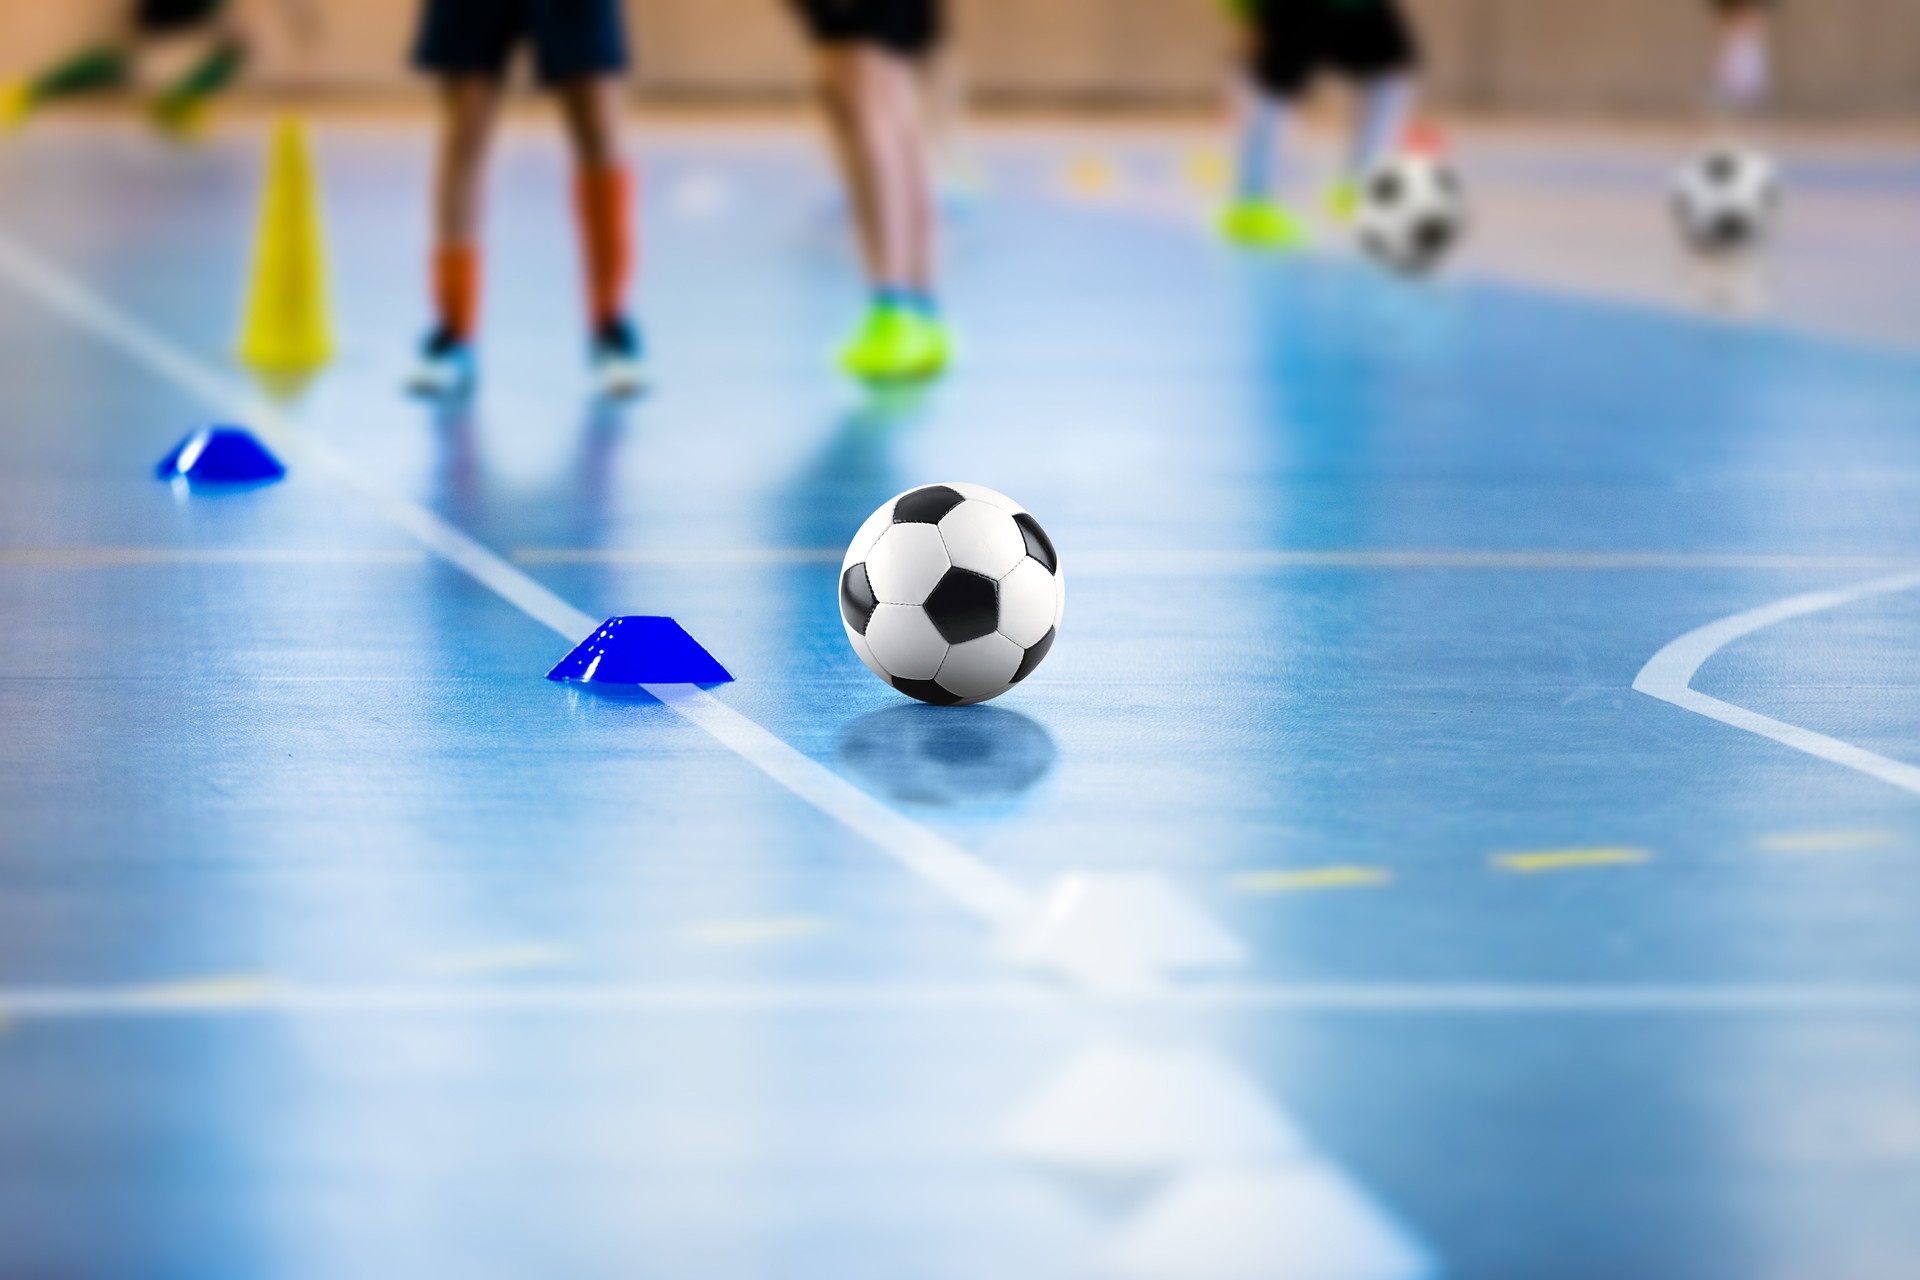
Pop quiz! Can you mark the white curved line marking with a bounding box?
[1634,572,1920,795]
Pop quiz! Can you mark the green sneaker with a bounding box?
[1220,198,1311,250]
[839,305,942,383]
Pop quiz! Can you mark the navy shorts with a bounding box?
[137,0,226,33]
[791,0,943,58]
[414,0,628,85]
[1252,0,1419,97]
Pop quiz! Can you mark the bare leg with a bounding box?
[815,45,936,297]
[434,76,504,247]
[554,74,625,169]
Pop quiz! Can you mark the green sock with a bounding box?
[30,46,131,102]
[158,41,244,114]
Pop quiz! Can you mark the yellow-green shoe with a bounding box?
[1324,179,1362,225]
[840,305,942,383]
[152,94,215,143]
[1220,198,1311,250]
[0,81,35,133]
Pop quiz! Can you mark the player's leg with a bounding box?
[533,0,643,395]
[0,1,171,129]
[1709,0,1774,116]
[554,76,643,396]
[409,76,501,396]
[150,1,249,140]
[406,0,516,397]
[1222,0,1314,248]
[1326,0,1421,219]
[794,0,946,380]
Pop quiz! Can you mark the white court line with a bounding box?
[9,546,1913,573]
[1634,572,1920,796]
[0,227,1035,932]
[515,547,1920,573]
[0,980,1913,1018]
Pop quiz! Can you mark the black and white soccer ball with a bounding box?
[1673,146,1780,255]
[839,484,1065,706]
[1355,154,1468,276]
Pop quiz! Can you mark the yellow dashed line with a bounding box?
[1756,828,1901,854]
[1492,847,1652,874]
[1062,157,1120,196]
[1233,866,1393,894]
[128,975,279,1008]
[1183,151,1231,195]
[420,945,574,977]
[683,917,830,947]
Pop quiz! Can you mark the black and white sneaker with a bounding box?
[590,316,646,399]
[405,326,477,399]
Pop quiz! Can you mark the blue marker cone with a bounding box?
[157,426,285,486]
[547,616,734,687]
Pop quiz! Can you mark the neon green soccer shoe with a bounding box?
[839,305,944,383]
[1220,198,1311,250]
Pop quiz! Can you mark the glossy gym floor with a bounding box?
[2,117,1918,1279]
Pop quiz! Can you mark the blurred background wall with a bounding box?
[4,0,1918,118]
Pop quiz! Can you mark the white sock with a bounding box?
[1236,87,1289,201]
[1351,75,1414,179]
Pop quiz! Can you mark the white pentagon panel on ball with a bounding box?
[945,482,1025,515]
[937,632,1025,703]
[864,522,951,605]
[842,502,897,570]
[938,500,1028,579]
[864,604,950,681]
[844,623,889,684]
[998,557,1060,649]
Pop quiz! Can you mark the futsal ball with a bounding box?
[1355,154,1468,276]
[840,484,1065,706]
[1672,147,1780,255]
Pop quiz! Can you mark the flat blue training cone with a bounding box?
[157,426,285,486]
[547,616,734,687]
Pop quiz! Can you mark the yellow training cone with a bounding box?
[237,117,332,375]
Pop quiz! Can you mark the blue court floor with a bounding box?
[2,118,1919,1280]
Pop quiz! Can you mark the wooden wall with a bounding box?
[2,0,1916,117]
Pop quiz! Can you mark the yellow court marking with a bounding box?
[1492,848,1652,874]
[1233,866,1393,894]
[420,945,574,978]
[1184,151,1232,195]
[1756,828,1902,854]
[129,974,280,1008]
[1062,156,1120,196]
[683,917,831,947]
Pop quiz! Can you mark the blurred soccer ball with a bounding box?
[1672,147,1780,256]
[840,484,1065,706]
[1356,154,1468,276]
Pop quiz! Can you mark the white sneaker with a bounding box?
[590,317,647,399]
[406,328,476,399]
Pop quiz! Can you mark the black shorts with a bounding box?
[1252,0,1419,98]
[137,0,226,34]
[413,0,628,85]
[791,0,943,58]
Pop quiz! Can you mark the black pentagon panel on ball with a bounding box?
[1011,628,1055,685]
[1707,152,1737,183]
[1369,170,1403,205]
[923,569,999,645]
[893,485,966,525]
[1012,513,1057,574]
[892,675,966,706]
[840,563,878,634]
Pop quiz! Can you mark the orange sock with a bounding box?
[574,164,634,330]
[433,243,480,341]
